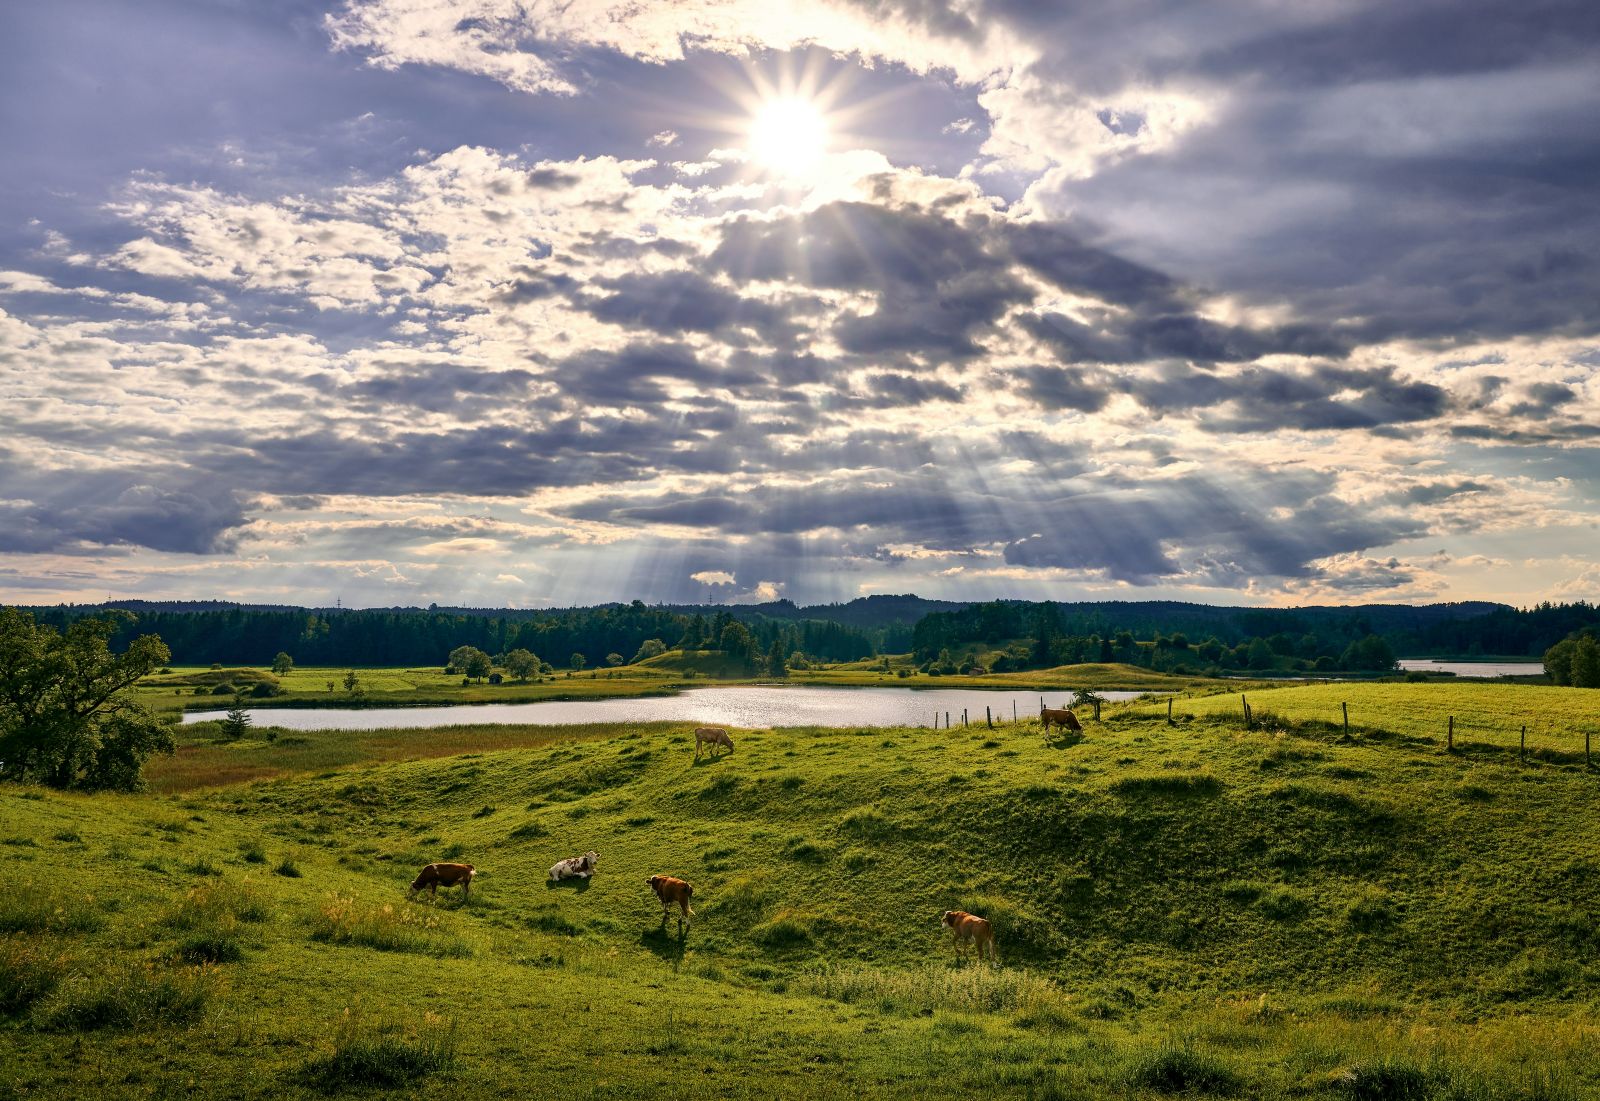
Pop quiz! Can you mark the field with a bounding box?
[5,680,1600,1098]
[1127,682,1600,758]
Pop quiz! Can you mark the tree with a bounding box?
[1340,635,1396,672]
[220,691,252,740]
[606,652,624,667]
[343,669,361,694]
[632,638,667,663]
[505,648,539,683]
[1573,636,1600,689]
[0,608,174,791]
[448,645,492,681]
[767,641,789,679]
[570,652,586,672]
[1247,638,1276,670]
[271,651,294,675]
[1071,688,1105,722]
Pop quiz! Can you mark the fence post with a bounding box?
[1167,697,1174,726]
[1588,729,1592,769]
[986,706,993,729]
[1520,724,1526,764]
[1447,715,1454,752]
[1342,702,1349,737]
[945,712,949,729]
[1013,701,1017,723]
[1241,693,1249,729]
[963,709,968,728]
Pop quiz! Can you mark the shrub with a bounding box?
[0,885,102,934]
[242,842,267,864]
[175,932,244,964]
[1331,1058,1435,1100]
[1126,1042,1242,1095]
[307,1010,457,1089]
[275,859,302,878]
[38,961,220,1031]
[211,683,236,696]
[0,936,72,1014]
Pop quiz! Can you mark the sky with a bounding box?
[1,0,1598,610]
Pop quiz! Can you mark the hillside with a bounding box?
[5,700,1600,1098]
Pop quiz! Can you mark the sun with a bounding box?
[748,96,829,178]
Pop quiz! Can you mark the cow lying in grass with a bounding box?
[694,726,734,759]
[549,851,599,881]
[410,862,476,901]
[648,874,694,933]
[1040,706,1082,735]
[941,909,996,962]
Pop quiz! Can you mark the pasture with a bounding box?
[5,681,1600,1098]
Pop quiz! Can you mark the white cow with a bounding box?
[549,851,599,880]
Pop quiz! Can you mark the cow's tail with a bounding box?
[687,885,695,915]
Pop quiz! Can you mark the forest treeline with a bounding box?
[13,596,1600,676]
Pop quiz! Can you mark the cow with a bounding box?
[1040,706,1082,735]
[549,851,600,881]
[647,874,694,933]
[409,862,476,901]
[694,726,734,759]
[941,909,997,962]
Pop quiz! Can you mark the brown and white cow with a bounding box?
[409,862,476,900]
[648,874,695,932]
[549,851,599,880]
[694,726,734,759]
[941,909,997,962]
[1040,706,1082,735]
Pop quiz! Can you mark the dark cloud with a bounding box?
[0,467,248,554]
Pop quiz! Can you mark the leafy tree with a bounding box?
[271,651,294,675]
[343,669,361,694]
[1247,638,1276,670]
[570,652,586,672]
[505,648,539,683]
[1340,634,1396,672]
[447,645,492,681]
[632,638,667,663]
[606,652,624,667]
[220,691,252,741]
[0,608,173,791]
[1071,688,1105,722]
[1573,636,1600,689]
[1545,637,1575,685]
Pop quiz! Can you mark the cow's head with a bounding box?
[940,910,955,928]
[583,851,599,870]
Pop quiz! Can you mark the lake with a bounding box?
[1397,659,1545,678]
[182,685,1157,732]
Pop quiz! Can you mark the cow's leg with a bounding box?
[463,878,470,901]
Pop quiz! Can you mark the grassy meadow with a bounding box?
[6,677,1600,1098]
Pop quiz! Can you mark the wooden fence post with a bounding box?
[1167,697,1174,726]
[986,706,993,729]
[1241,693,1249,729]
[1587,729,1592,769]
[1447,715,1454,752]
[945,712,949,729]
[1013,701,1018,723]
[963,709,968,728]
[1342,702,1349,737]
[1520,724,1526,764]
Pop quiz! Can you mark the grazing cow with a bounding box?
[694,726,734,759]
[647,875,694,932]
[1040,706,1082,735]
[941,910,997,962]
[409,862,476,901]
[549,851,600,881]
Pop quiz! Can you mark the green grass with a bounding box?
[1128,681,1600,756]
[4,688,1600,1098]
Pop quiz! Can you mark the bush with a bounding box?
[275,859,302,878]
[175,932,244,964]
[1331,1058,1435,1100]
[243,842,267,864]
[38,961,220,1031]
[307,1010,457,1089]
[1127,1042,1242,1095]
[211,682,236,695]
[0,885,102,935]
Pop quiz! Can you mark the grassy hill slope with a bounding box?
[5,705,1600,1098]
